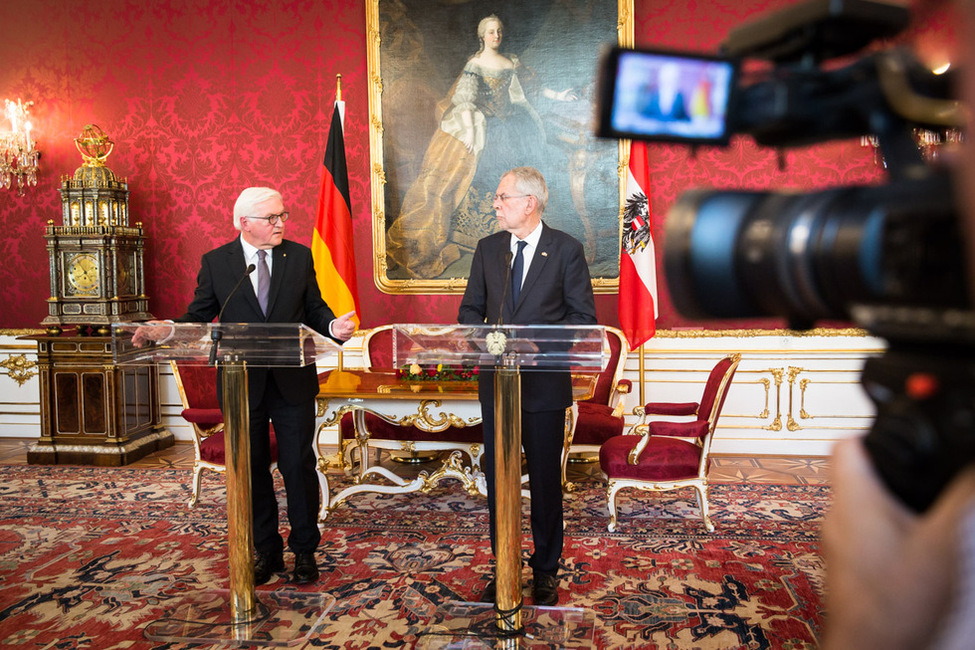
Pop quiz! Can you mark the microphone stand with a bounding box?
[210,264,256,366]
[498,250,513,328]
[487,251,513,357]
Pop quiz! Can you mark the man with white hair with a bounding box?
[135,186,356,585]
[459,167,597,606]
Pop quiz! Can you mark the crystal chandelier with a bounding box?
[1,98,40,195]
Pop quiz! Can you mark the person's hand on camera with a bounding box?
[821,438,975,650]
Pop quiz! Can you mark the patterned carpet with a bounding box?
[0,464,827,649]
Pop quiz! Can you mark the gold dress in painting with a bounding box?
[386,54,544,279]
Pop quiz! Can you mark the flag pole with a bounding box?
[638,342,645,406]
[334,72,344,372]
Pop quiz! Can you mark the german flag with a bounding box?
[312,101,360,326]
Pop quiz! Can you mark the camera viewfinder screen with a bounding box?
[607,50,736,144]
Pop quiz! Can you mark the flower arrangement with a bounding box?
[397,363,479,382]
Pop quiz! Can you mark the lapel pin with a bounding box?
[541,251,548,257]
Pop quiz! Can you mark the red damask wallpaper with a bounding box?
[0,0,957,332]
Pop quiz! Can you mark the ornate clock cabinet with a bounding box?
[27,126,172,465]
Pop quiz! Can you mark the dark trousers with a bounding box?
[248,375,321,555]
[481,403,565,576]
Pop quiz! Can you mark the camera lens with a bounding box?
[663,172,966,326]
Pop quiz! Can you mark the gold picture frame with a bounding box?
[367,0,634,294]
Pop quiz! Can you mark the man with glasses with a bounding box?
[459,167,597,607]
[134,187,356,586]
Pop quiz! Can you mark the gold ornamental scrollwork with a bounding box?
[400,399,473,432]
[421,450,480,495]
[786,366,803,432]
[759,378,771,419]
[1,354,37,386]
[763,368,784,431]
[319,399,476,432]
[785,366,809,431]
[319,403,361,427]
[799,378,812,419]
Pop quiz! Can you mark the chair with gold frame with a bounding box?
[562,325,631,490]
[599,353,741,533]
[170,361,279,507]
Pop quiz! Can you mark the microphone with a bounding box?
[497,251,513,327]
[488,251,513,356]
[209,263,256,365]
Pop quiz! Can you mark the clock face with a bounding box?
[66,253,100,295]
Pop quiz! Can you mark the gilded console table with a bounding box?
[316,368,597,514]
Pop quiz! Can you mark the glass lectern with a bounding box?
[113,322,341,646]
[391,324,609,649]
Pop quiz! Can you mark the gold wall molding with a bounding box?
[765,368,784,431]
[651,327,868,339]
[786,367,803,431]
[0,328,44,336]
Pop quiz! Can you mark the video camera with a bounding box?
[596,0,975,512]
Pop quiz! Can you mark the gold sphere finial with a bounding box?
[75,124,114,167]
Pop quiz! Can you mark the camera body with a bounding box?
[597,0,970,511]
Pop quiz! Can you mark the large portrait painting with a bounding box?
[367,0,633,293]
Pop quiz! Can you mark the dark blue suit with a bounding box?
[178,238,338,555]
[458,222,597,575]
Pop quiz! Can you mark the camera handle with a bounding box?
[861,345,975,513]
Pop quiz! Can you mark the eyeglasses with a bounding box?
[494,193,530,203]
[245,211,289,225]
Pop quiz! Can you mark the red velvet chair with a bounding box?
[171,361,279,507]
[561,326,631,490]
[599,353,741,532]
[336,326,484,488]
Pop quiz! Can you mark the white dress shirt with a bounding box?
[239,235,271,297]
[509,221,543,292]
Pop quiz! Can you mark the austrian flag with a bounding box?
[618,140,658,350]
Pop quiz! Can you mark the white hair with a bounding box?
[504,167,548,214]
[233,187,281,231]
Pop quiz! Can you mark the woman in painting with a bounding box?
[386,14,568,279]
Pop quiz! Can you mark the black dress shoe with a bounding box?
[480,579,496,604]
[254,551,284,586]
[292,551,319,584]
[532,573,559,607]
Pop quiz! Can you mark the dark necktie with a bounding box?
[511,240,527,304]
[257,249,270,316]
